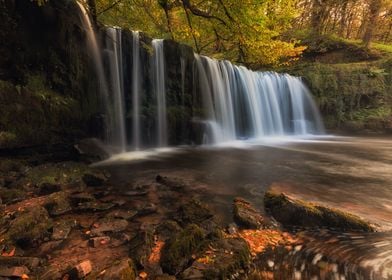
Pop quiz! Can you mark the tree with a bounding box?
[363,0,382,48]
[95,0,304,67]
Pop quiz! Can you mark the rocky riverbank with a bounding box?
[0,150,381,280]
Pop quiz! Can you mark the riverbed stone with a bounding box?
[264,191,374,232]
[233,197,264,229]
[156,175,187,191]
[90,217,128,237]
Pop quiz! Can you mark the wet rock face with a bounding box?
[264,191,374,232]
[233,197,264,229]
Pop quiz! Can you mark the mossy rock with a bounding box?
[233,197,264,229]
[19,162,91,190]
[0,158,28,174]
[43,191,72,216]
[201,237,251,280]
[6,205,53,247]
[160,224,206,275]
[0,187,27,204]
[86,258,137,280]
[264,191,374,232]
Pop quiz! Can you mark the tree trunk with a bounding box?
[363,0,382,48]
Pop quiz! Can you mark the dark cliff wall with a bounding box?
[0,0,201,150]
[0,0,103,149]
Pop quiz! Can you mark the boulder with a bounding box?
[6,205,52,247]
[233,197,264,229]
[184,237,251,280]
[74,138,110,162]
[129,225,155,267]
[44,191,72,216]
[82,171,108,187]
[175,199,213,227]
[160,224,205,275]
[264,191,374,232]
[0,187,26,205]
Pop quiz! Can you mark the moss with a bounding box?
[0,158,28,173]
[0,78,82,148]
[264,191,374,232]
[203,238,251,280]
[0,187,27,204]
[6,205,52,246]
[21,162,89,187]
[43,191,72,216]
[284,60,392,132]
[161,224,206,274]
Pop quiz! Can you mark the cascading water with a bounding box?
[77,9,324,152]
[132,31,142,150]
[105,27,127,152]
[152,39,168,147]
[194,55,325,144]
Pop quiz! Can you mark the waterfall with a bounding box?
[76,13,324,153]
[105,27,127,152]
[152,39,168,147]
[194,55,325,143]
[132,31,141,150]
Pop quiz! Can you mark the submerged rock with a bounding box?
[156,175,187,191]
[233,197,264,229]
[264,191,374,232]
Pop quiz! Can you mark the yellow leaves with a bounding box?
[229,229,298,256]
[97,0,304,66]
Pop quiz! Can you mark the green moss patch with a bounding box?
[264,191,374,232]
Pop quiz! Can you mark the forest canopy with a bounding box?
[90,0,391,66]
